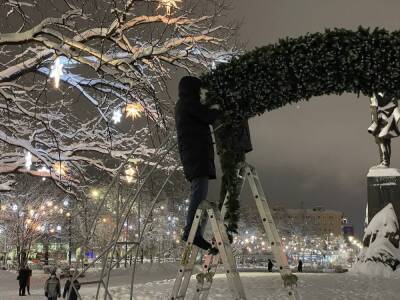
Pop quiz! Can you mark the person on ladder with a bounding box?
[175,76,220,254]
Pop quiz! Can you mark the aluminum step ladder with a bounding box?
[170,201,246,300]
[243,163,299,297]
[171,162,299,299]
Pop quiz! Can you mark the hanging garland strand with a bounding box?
[202,26,400,231]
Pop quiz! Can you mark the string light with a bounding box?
[50,57,64,88]
[125,103,144,120]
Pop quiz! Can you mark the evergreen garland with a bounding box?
[202,27,400,122]
[202,27,400,230]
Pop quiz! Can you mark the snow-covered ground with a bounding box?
[3,266,400,300]
[80,272,400,300]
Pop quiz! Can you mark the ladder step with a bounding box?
[196,287,211,292]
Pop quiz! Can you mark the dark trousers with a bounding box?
[183,177,208,238]
[19,284,26,296]
[48,297,58,300]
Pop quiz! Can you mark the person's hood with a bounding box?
[178,76,201,101]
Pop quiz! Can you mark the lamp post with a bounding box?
[68,216,72,267]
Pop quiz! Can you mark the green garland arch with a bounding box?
[201,27,400,232]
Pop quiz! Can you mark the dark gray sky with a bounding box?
[210,0,400,237]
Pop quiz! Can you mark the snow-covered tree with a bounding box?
[0,175,68,267]
[353,203,400,276]
[0,0,236,195]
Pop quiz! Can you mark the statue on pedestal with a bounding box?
[368,92,400,167]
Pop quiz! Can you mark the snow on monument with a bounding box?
[353,203,400,277]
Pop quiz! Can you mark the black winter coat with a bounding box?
[175,96,220,181]
[63,279,81,300]
[18,268,29,285]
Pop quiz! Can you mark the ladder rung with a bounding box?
[196,287,211,292]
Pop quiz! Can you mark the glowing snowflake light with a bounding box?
[50,57,64,88]
[157,0,182,15]
[25,152,32,170]
[125,103,144,120]
[112,108,123,124]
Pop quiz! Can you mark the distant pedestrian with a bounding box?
[63,274,80,300]
[267,259,273,272]
[26,265,32,295]
[17,265,29,296]
[297,259,303,272]
[44,270,61,300]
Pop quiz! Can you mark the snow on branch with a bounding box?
[0,0,236,195]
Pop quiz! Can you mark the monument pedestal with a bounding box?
[367,167,400,223]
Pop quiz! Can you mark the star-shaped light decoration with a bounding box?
[125,103,144,120]
[157,0,182,15]
[25,152,32,170]
[112,108,123,124]
[50,57,64,88]
[52,161,68,176]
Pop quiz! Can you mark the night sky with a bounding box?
[205,0,400,237]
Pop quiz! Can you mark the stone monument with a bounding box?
[367,167,400,223]
[367,92,400,222]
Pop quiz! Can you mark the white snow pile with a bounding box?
[352,203,400,277]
